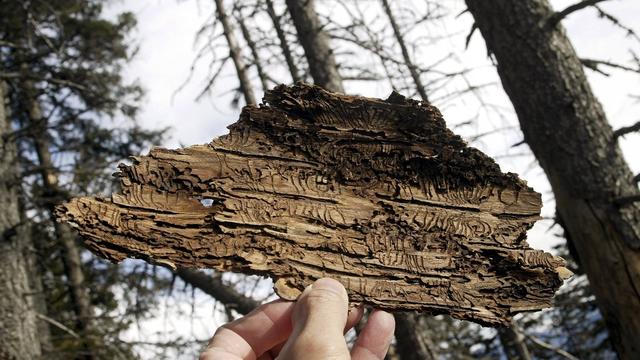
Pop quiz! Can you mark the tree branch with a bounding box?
[615,195,640,206]
[546,0,610,28]
[174,267,259,315]
[613,120,640,139]
[524,332,579,360]
[581,58,640,76]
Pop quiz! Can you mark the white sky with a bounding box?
[104,0,640,357]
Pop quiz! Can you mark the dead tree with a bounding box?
[285,0,344,92]
[234,5,269,92]
[465,0,640,358]
[214,0,256,105]
[380,0,429,102]
[57,83,568,326]
[265,0,301,83]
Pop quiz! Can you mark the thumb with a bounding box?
[278,278,350,360]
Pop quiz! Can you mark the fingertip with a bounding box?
[350,309,396,359]
[369,309,395,333]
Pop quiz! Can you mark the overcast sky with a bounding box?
[103,0,640,357]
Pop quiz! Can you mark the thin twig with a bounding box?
[36,313,80,339]
[581,58,640,76]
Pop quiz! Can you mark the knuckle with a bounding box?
[303,287,345,306]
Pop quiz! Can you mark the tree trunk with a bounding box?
[214,0,256,105]
[393,313,436,360]
[498,322,532,360]
[234,9,269,92]
[19,75,96,359]
[465,0,640,358]
[0,80,42,359]
[265,0,301,83]
[285,0,344,92]
[380,0,429,103]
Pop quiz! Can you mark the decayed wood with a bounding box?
[56,83,569,326]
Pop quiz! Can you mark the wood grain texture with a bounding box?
[56,83,569,326]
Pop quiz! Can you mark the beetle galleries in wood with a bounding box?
[56,83,570,326]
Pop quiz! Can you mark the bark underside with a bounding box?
[57,83,568,326]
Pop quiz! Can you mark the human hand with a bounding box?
[200,278,396,360]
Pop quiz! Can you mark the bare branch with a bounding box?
[594,5,640,42]
[546,0,610,28]
[35,313,80,339]
[581,58,640,75]
[524,332,579,360]
[174,267,259,315]
[465,22,478,49]
[613,120,640,139]
[615,195,640,206]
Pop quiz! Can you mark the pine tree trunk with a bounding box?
[465,0,640,358]
[0,80,42,359]
[214,0,256,105]
[285,0,344,93]
[380,0,429,103]
[19,76,96,359]
[498,323,532,360]
[265,0,301,83]
[393,313,436,360]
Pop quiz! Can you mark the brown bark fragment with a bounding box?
[56,83,568,326]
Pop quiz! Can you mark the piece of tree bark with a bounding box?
[465,0,640,357]
[0,80,42,359]
[57,83,569,326]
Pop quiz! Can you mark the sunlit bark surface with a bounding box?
[57,84,569,326]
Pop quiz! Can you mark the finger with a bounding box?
[264,305,363,359]
[278,278,351,360]
[346,305,364,333]
[351,310,395,360]
[201,299,294,360]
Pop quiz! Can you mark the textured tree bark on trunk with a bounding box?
[285,0,344,93]
[380,0,429,103]
[214,0,256,105]
[0,80,42,359]
[265,0,301,83]
[57,83,568,326]
[465,0,640,358]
